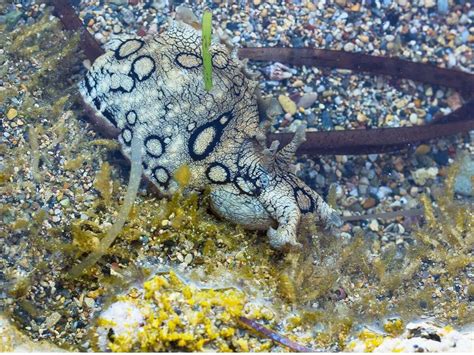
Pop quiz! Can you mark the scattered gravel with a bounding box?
[1,0,473,352]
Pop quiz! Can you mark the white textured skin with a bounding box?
[79,22,342,249]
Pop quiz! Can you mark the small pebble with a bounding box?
[278,95,297,115]
[415,144,431,155]
[343,42,355,52]
[7,108,17,120]
[369,219,379,232]
[362,197,377,209]
[298,92,318,109]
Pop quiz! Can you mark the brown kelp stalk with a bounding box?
[238,47,474,96]
[49,0,103,61]
[238,316,316,352]
[270,103,474,156]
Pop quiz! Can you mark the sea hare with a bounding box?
[79,21,342,250]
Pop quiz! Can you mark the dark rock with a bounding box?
[349,202,364,213]
[401,32,417,43]
[298,92,318,108]
[362,196,377,209]
[321,110,334,130]
[121,8,135,25]
[325,33,333,45]
[433,150,449,166]
[385,11,399,26]
[305,112,317,126]
[226,22,240,31]
[342,161,356,178]
[70,0,82,7]
[364,231,379,243]
[437,0,449,14]
[454,155,473,196]
[428,106,440,115]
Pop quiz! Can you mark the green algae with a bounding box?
[201,11,213,92]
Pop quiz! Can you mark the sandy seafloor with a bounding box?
[0,0,473,352]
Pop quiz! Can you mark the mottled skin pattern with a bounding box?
[79,22,342,250]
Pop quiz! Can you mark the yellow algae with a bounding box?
[96,318,117,328]
[94,162,113,204]
[174,164,192,188]
[108,335,134,352]
[235,338,249,352]
[28,125,41,182]
[277,272,297,303]
[71,220,104,253]
[182,285,193,300]
[168,270,184,288]
[144,275,169,298]
[327,183,337,209]
[443,325,454,333]
[287,315,302,330]
[8,15,81,96]
[220,327,235,338]
[383,318,404,337]
[64,156,85,171]
[446,255,472,275]
[11,218,29,231]
[420,193,436,228]
[255,341,273,352]
[357,329,385,352]
[32,209,47,224]
[94,272,277,352]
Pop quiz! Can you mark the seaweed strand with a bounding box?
[68,137,143,278]
[201,11,213,91]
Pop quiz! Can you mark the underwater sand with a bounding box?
[0,0,473,352]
